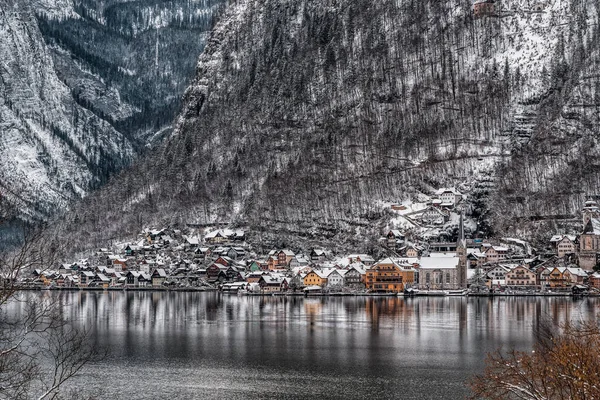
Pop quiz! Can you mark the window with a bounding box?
[446,273,451,284]
[426,273,430,284]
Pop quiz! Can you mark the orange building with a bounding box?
[366,258,415,293]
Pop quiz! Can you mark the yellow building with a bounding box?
[366,258,415,293]
[303,270,328,287]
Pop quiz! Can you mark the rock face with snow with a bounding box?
[53,0,600,251]
[0,0,223,221]
[0,0,134,219]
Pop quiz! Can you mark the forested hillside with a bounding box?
[54,0,600,252]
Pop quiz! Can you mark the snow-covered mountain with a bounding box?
[51,0,600,252]
[0,0,134,219]
[0,0,223,221]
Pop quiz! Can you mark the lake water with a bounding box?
[16,292,600,399]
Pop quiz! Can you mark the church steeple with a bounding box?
[457,209,467,288]
[582,198,600,227]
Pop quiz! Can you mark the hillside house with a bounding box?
[590,272,600,289]
[277,250,295,267]
[404,246,422,258]
[486,265,511,281]
[386,230,405,249]
[207,263,228,283]
[79,271,95,287]
[151,269,167,287]
[344,265,366,288]
[111,257,128,272]
[347,254,375,266]
[505,265,537,287]
[205,230,227,244]
[421,206,448,225]
[246,271,266,283]
[310,249,327,262]
[258,275,287,293]
[473,0,495,18]
[484,246,508,263]
[434,188,463,207]
[556,236,577,258]
[326,270,346,288]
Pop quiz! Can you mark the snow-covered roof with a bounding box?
[375,257,400,267]
[153,268,167,277]
[185,237,200,245]
[418,257,459,269]
[550,234,577,243]
[435,187,462,196]
[428,252,457,258]
[348,254,375,262]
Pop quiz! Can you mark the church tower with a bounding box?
[456,210,467,288]
[582,198,600,227]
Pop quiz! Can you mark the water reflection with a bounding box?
[10,292,600,400]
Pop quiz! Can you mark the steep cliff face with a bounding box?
[0,0,223,222]
[35,0,224,146]
[0,0,134,219]
[57,0,600,251]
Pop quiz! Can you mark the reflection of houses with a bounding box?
[417,257,460,290]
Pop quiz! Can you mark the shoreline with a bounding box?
[14,287,599,297]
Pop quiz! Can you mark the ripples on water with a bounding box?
[11,292,600,399]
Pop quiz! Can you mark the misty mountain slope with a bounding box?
[57,0,600,252]
[0,0,134,219]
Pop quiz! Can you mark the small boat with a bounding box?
[403,288,419,297]
[446,289,468,296]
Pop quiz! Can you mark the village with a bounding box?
[20,188,600,297]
